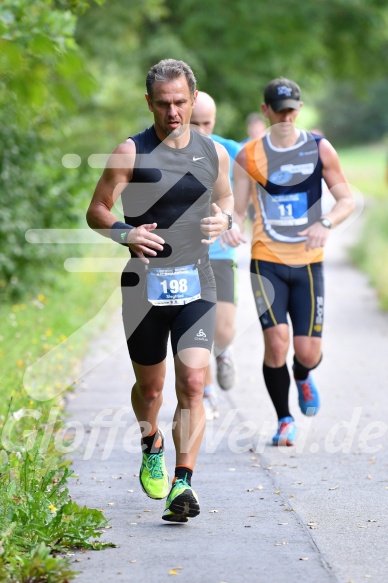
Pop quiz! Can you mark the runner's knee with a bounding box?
[294,352,322,371]
[134,377,164,402]
[264,328,289,365]
[176,369,205,405]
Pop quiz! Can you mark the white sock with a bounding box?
[215,345,232,359]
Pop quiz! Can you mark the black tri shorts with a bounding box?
[250,259,325,337]
[210,259,238,305]
[121,259,216,366]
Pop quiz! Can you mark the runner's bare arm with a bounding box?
[86,139,164,262]
[232,148,254,231]
[298,139,356,250]
[219,150,248,248]
[200,142,234,244]
[319,139,355,225]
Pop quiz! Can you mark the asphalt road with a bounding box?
[67,206,388,583]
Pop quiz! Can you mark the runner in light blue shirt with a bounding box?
[191,91,246,420]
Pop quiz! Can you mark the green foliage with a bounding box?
[55,0,105,15]
[0,259,120,579]
[339,142,388,311]
[0,448,114,581]
[149,0,388,137]
[319,0,388,82]
[318,80,388,146]
[72,0,388,143]
[75,0,166,62]
[350,199,388,311]
[0,257,120,421]
[0,0,98,299]
[0,126,95,298]
[338,143,387,198]
[0,0,92,126]
[0,4,124,580]
[69,0,168,152]
[0,542,76,583]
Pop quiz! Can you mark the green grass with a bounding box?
[0,248,122,418]
[349,199,388,311]
[338,142,387,199]
[0,242,124,581]
[337,142,388,310]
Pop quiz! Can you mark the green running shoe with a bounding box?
[162,477,200,523]
[139,451,169,499]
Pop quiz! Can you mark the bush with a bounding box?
[317,80,388,146]
[0,0,97,299]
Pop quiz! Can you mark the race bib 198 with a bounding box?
[265,192,308,226]
[146,264,201,306]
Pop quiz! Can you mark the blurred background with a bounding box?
[1,0,388,303]
[1,0,388,299]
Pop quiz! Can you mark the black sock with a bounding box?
[174,466,193,486]
[263,363,291,420]
[293,354,322,381]
[141,428,163,454]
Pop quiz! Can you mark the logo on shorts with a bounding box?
[315,296,324,327]
[195,329,208,342]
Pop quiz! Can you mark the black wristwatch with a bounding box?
[320,217,332,229]
[222,210,233,230]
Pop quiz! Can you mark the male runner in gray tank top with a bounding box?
[86,59,234,523]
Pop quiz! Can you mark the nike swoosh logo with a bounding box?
[193,156,205,161]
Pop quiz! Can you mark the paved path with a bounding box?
[67,208,388,583]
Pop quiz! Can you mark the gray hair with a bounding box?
[146,59,197,100]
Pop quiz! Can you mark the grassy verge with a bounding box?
[338,142,387,199]
[338,142,388,310]
[0,243,126,581]
[349,199,388,311]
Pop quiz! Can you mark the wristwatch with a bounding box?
[320,217,332,229]
[222,210,233,230]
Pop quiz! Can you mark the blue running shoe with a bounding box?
[272,416,296,446]
[295,373,320,416]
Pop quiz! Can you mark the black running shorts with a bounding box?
[121,259,216,365]
[250,259,325,337]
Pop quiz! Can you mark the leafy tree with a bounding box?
[317,80,388,146]
[71,0,167,153]
[0,0,101,298]
[73,0,388,142]
[146,0,388,137]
